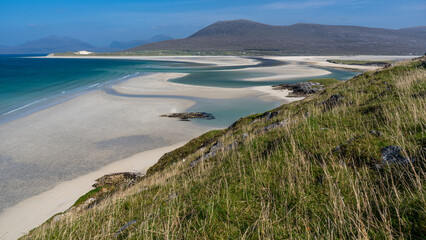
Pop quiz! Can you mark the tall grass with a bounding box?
[23,57,425,239]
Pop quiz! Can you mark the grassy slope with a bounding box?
[24,57,425,239]
[327,59,394,66]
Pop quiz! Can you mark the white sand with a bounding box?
[264,55,417,71]
[249,86,305,103]
[113,72,260,99]
[0,142,185,240]
[45,55,259,67]
[229,63,331,81]
[0,55,365,239]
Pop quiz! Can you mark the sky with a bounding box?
[0,0,425,46]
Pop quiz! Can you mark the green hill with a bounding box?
[130,20,426,55]
[24,57,425,239]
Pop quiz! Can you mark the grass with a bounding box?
[307,78,340,87]
[73,187,102,207]
[22,57,426,239]
[327,59,395,66]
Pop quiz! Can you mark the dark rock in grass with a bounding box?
[369,130,382,137]
[93,172,142,188]
[115,220,137,237]
[272,82,324,96]
[257,111,279,121]
[160,112,215,121]
[381,146,414,165]
[190,140,240,167]
[304,111,310,118]
[250,111,281,125]
[332,136,359,153]
[411,91,426,99]
[322,94,344,110]
[261,120,287,132]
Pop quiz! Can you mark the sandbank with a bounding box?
[263,55,417,71]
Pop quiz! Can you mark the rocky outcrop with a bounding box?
[92,172,143,188]
[160,112,215,121]
[381,146,414,165]
[190,140,239,167]
[273,82,324,97]
[321,94,344,110]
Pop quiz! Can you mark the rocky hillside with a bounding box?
[23,57,425,239]
[130,20,426,55]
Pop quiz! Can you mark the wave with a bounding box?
[2,98,48,116]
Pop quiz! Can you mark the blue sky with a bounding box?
[0,0,425,46]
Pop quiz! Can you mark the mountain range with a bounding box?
[2,20,425,55]
[131,20,426,55]
[0,35,173,54]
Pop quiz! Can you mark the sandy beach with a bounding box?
[0,142,186,240]
[0,55,414,239]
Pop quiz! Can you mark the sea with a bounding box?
[0,54,356,126]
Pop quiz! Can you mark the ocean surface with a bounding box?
[0,55,355,126]
[0,55,358,212]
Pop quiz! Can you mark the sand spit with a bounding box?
[264,55,417,71]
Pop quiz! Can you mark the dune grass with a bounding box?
[23,57,425,239]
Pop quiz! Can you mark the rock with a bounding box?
[381,145,414,165]
[242,133,249,139]
[259,120,287,132]
[304,112,310,117]
[273,82,324,96]
[92,172,142,188]
[114,220,137,237]
[160,112,215,121]
[169,193,178,200]
[250,111,280,125]
[190,141,240,167]
[322,94,344,110]
[332,136,359,152]
[369,130,382,137]
[257,111,279,121]
[52,214,64,222]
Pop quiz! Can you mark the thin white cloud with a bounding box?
[263,0,335,10]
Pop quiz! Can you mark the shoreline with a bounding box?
[0,142,186,240]
[0,55,404,239]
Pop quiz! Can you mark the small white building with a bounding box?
[74,50,93,55]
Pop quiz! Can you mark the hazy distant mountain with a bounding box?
[0,34,174,54]
[0,36,97,54]
[399,26,426,32]
[109,35,173,51]
[131,20,426,55]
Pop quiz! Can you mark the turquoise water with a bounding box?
[0,55,207,122]
[0,55,358,126]
[170,65,356,88]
